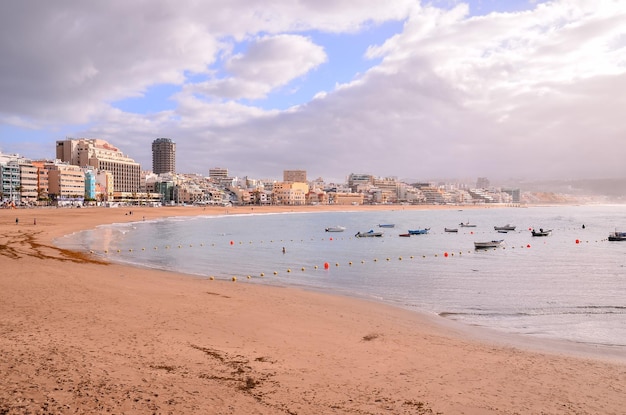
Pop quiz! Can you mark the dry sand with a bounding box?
[1,205,624,415]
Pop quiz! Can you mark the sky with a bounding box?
[1,0,625,184]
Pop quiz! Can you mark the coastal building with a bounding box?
[209,167,229,179]
[83,168,96,201]
[327,192,364,205]
[152,138,176,175]
[18,162,38,204]
[347,173,373,192]
[502,188,521,203]
[283,170,306,183]
[94,169,114,202]
[56,138,141,193]
[0,153,38,205]
[476,177,490,189]
[272,182,309,205]
[46,162,85,205]
[30,160,50,204]
[0,157,20,204]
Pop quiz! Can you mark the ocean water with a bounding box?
[58,205,626,353]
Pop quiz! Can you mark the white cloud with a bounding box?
[2,0,626,182]
[188,34,327,100]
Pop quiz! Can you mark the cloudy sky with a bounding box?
[1,0,625,184]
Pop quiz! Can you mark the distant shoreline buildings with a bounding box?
[0,137,551,208]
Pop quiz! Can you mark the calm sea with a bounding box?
[58,205,626,355]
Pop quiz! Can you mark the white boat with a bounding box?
[355,230,383,238]
[474,240,504,249]
[325,226,346,232]
[459,222,477,228]
[378,224,395,228]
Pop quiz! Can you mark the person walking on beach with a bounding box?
[15,217,18,225]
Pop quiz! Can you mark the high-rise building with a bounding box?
[152,138,176,175]
[56,138,141,193]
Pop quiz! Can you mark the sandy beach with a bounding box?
[1,205,624,415]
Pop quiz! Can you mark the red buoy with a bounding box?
[324,262,329,269]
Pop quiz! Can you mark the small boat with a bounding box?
[459,222,477,228]
[378,224,395,228]
[325,226,346,232]
[474,240,504,249]
[399,233,411,237]
[355,230,383,238]
[444,228,458,233]
[494,224,516,231]
[608,231,626,241]
[531,228,552,237]
[408,228,430,235]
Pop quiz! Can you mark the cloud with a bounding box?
[189,34,327,100]
[1,0,625,183]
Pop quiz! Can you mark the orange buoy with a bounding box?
[324,262,329,269]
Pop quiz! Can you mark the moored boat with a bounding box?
[444,228,458,233]
[531,228,552,237]
[355,230,383,238]
[494,224,516,231]
[608,231,626,241]
[474,240,504,249]
[459,222,477,228]
[325,226,346,232]
[378,224,395,228]
[408,228,430,235]
[399,233,411,237]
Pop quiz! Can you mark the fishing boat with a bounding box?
[459,222,477,228]
[444,228,458,233]
[474,240,504,249]
[325,226,346,232]
[355,230,383,238]
[531,228,552,237]
[378,224,395,228]
[399,233,411,237]
[494,224,516,231]
[408,228,430,235]
[608,231,626,241]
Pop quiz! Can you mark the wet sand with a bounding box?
[1,205,624,414]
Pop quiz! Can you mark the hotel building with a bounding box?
[56,138,141,193]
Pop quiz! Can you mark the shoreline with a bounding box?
[2,205,625,414]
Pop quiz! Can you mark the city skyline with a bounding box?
[1,1,625,183]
